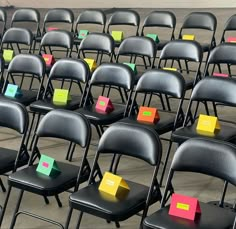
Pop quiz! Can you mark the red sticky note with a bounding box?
[42,54,55,66]
[227,37,236,43]
[48,27,59,31]
[169,193,201,221]
[95,96,114,113]
[42,162,49,168]
[213,72,229,78]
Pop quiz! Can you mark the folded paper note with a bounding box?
[53,89,71,105]
[163,67,177,71]
[213,72,229,78]
[96,96,114,113]
[42,54,55,66]
[227,37,236,43]
[137,106,160,124]
[123,62,137,74]
[146,33,159,42]
[3,49,14,62]
[4,84,22,98]
[84,58,97,72]
[169,193,201,221]
[99,171,130,197]
[111,31,124,42]
[196,114,220,134]
[78,30,89,39]
[48,27,59,31]
[36,154,61,177]
[182,34,195,40]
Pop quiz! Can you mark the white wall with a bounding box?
[1,0,236,8]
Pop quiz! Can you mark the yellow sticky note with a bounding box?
[84,58,97,71]
[182,34,195,40]
[3,49,14,62]
[163,67,177,71]
[177,203,190,211]
[196,114,220,134]
[99,172,130,197]
[53,89,71,105]
[111,31,124,42]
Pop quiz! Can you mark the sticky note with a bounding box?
[36,154,61,177]
[53,89,71,105]
[123,62,137,74]
[48,27,59,31]
[78,30,89,39]
[137,106,160,124]
[182,34,195,40]
[95,96,114,113]
[4,84,22,98]
[111,31,124,42]
[169,193,201,221]
[227,37,236,43]
[84,58,97,72]
[146,33,159,42]
[42,54,55,66]
[3,49,14,62]
[163,67,177,71]
[99,172,130,197]
[213,72,229,78]
[196,114,220,134]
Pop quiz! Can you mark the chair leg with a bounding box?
[29,114,41,151]
[109,154,117,172]
[64,207,73,229]
[0,177,6,192]
[95,125,102,138]
[55,194,62,208]
[66,142,73,161]
[160,141,173,187]
[25,112,36,149]
[69,144,76,162]
[75,212,84,229]
[113,155,122,174]
[9,190,24,229]
[43,196,50,205]
[0,186,12,227]
[115,221,120,228]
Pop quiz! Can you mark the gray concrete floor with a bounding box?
[0,7,236,229]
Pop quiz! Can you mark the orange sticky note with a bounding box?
[137,106,160,124]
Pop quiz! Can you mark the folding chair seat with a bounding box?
[0,28,33,68]
[143,138,236,229]
[107,10,140,47]
[0,8,7,39]
[74,10,106,47]
[220,14,236,43]
[158,40,203,91]
[2,110,91,228]
[178,12,217,61]
[78,33,115,64]
[76,63,134,137]
[141,11,176,51]
[65,122,162,228]
[116,36,157,83]
[0,54,45,106]
[10,8,41,49]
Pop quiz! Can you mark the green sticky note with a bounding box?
[3,49,14,62]
[36,154,61,177]
[123,62,137,74]
[53,89,71,105]
[4,84,22,98]
[146,33,159,43]
[78,30,89,39]
[111,31,124,42]
[99,101,106,106]
[143,111,152,116]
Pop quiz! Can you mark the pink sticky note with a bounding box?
[213,72,229,78]
[169,193,201,221]
[227,37,236,43]
[48,27,59,31]
[42,162,49,168]
[95,96,114,113]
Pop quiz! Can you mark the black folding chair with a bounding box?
[143,138,236,229]
[220,14,236,43]
[0,8,7,39]
[2,110,91,229]
[65,122,162,229]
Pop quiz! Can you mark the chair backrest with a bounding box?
[107,10,140,35]
[142,11,176,29]
[180,12,217,31]
[98,122,162,165]
[159,40,203,62]
[89,63,134,90]
[1,27,33,46]
[0,100,28,134]
[224,14,236,31]
[75,10,106,32]
[40,30,73,49]
[43,8,74,33]
[117,36,156,58]
[8,54,45,77]
[136,69,185,99]
[190,77,236,106]
[36,110,91,147]
[49,58,90,83]
[171,138,236,186]
[11,8,40,25]
[79,33,114,54]
[0,8,7,34]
